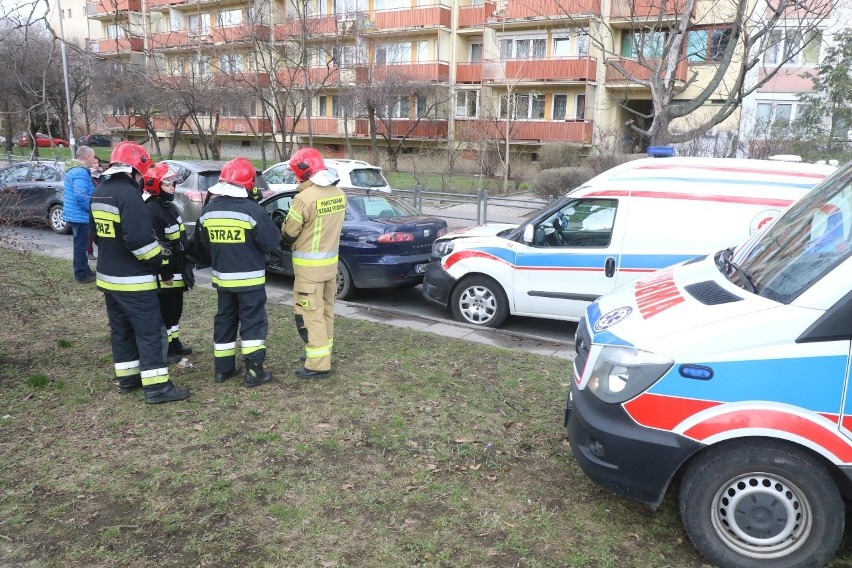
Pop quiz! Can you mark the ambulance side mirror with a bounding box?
[523,224,534,243]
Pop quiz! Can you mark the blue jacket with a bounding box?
[63,160,95,223]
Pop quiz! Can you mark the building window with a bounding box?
[193,56,211,76]
[105,24,123,39]
[470,43,482,62]
[687,28,732,63]
[764,30,822,65]
[168,57,184,74]
[500,94,545,120]
[376,42,410,65]
[456,91,478,118]
[577,29,589,56]
[415,95,428,118]
[553,37,570,57]
[187,13,209,35]
[217,8,242,27]
[333,44,356,67]
[389,96,409,118]
[221,103,243,117]
[756,101,797,130]
[575,94,585,120]
[318,95,328,117]
[332,95,341,117]
[335,0,357,20]
[620,30,666,58]
[553,94,567,120]
[218,54,243,73]
[112,103,128,115]
[500,37,546,60]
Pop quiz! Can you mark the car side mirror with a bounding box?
[522,224,534,243]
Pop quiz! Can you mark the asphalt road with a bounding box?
[6,225,577,346]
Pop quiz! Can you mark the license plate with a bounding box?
[415,263,427,274]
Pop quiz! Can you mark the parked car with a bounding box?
[16,133,70,148]
[261,190,448,299]
[263,158,393,193]
[78,134,112,147]
[0,160,69,234]
[159,159,273,237]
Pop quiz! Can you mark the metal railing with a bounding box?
[394,185,552,225]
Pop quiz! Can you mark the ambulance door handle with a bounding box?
[605,257,616,278]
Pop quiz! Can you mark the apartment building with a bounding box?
[63,0,841,160]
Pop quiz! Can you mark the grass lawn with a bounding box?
[3,249,849,567]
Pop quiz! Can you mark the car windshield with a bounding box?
[348,195,419,218]
[731,163,852,303]
[345,168,388,189]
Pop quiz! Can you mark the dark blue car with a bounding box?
[261,190,448,299]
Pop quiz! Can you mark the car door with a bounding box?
[25,163,63,222]
[263,193,295,275]
[512,198,624,320]
[0,163,33,222]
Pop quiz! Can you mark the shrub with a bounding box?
[533,167,594,199]
[586,154,637,175]
[537,143,585,170]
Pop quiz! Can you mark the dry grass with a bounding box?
[3,248,846,567]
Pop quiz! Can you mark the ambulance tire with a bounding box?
[450,275,508,328]
[680,440,844,568]
[336,262,354,300]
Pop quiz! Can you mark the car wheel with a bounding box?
[49,205,70,234]
[336,262,354,300]
[450,275,509,328]
[56,143,65,148]
[680,440,844,568]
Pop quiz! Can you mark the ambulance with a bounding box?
[423,156,835,329]
[567,160,852,567]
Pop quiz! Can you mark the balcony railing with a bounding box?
[609,0,691,20]
[274,15,337,37]
[482,57,596,82]
[276,68,342,87]
[504,0,601,19]
[210,24,270,43]
[282,117,347,135]
[104,115,146,129]
[217,117,272,133]
[459,2,495,27]
[605,57,687,83]
[355,119,449,138]
[98,37,144,53]
[372,4,451,29]
[456,62,482,83]
[472,119,593,143]
[94,0,140,14]
[356,61,450,82]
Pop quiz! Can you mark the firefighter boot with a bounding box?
[143,381,191,404]
[169,339,193,356]
[118,375,142,394]
[213,365,241,384]
[295,366,330,380]
[244,359,272,388]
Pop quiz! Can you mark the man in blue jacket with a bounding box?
[63,145,99,283]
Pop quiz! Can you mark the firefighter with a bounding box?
[195,157,280,387]
[281,147,346,379]
[142,163,193,362]
[90,141,190,404]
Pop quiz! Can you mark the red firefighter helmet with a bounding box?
[109,141,152,175]
[219,156,256,190]
[142,163,181,196]
[289,147,327,183]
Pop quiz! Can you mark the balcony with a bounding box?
[217,117,272,134]
[98,37,143,54]
[274,15,336,38]
[149,30,219,49]
[456,62,482,83]
[482,57,596,82]
[609,0,692,21]
[605,57,687,83]
[459,2,495,27]
[210,24,270,44]
[93,0,140,14]
[281,117,347,136]
[355,119,449,139]
[372,4,451,30]
[276,68,342,87]
[474,119,593,143]
[104,115,146,130]
[504,0,600,19]
[147,0,186,7]
[356,61,449,83]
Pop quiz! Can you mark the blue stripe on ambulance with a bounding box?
[585,303,635,347]
[473,247,694,271]
[646,356,847,414]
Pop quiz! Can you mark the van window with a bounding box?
[531,199,617,247]
[734,168,852,303]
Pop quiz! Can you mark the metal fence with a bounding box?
[393,185,552,225]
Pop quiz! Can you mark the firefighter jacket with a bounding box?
[283,180,346,282]
[144,194,188,292]
[90,172,164,293]
[196,195,281,292]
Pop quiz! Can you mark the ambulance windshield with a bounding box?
[731,163,852,303]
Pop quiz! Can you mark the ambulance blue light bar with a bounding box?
[647,146,675,158]
[679,365,713,380]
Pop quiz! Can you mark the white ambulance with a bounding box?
[567,160,852,567]
[422,156,835,328]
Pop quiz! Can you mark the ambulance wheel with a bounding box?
[450,275,508,328]
[336,262,354,301]
[680,440,843,568]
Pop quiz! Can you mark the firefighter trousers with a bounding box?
[104,291,170,388]
[213,288,268,374]
[293,273,336,372]
[158,292,184,348]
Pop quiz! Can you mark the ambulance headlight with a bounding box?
[431,240,455,260]
[587,346,672,404]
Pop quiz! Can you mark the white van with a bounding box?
[422,156,835,328]
[567,160,852,567]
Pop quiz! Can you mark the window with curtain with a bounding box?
[218,54,243,73]
[500,37,546,59]
[456,91,479,118]
[620,31,666,58]
[553,37,570,57]
[553,94,567,120]
[500,94,545,119]
[216,9,242,27]
[575,94,585,119]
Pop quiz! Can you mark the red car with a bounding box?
[16,133,69,148]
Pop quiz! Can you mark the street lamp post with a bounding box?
[54,0,76,153]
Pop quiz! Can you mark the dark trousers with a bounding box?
[213,288,268,374]
[70,222,93,281]
[158,292,184,346]
[105,291,170,388]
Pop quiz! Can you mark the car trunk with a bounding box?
[372,216,447,255]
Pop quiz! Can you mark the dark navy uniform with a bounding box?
[196,190,281,377]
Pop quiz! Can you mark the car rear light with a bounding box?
[377,232,415,243]
[185,190,204,203]
[437,227,448,238]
